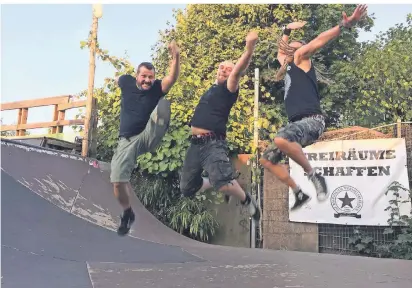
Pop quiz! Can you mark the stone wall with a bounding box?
[209,155,252,248]
[262,165,318,252]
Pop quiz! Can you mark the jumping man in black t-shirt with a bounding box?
[110,40,180,236]
[260,5,368,210]
[180,31,261,222]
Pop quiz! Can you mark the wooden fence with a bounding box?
[1,95,86,136]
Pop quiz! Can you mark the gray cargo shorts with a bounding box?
[180,138,235,197]
[110,98,171,183]
[262,114,325,164]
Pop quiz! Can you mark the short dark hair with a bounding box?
[136,62,155,74]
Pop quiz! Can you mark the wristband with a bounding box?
[339,21,352,31]
[283,26,291,36]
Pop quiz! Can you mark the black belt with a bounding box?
[190,132,226,145]
[289,114,324,123]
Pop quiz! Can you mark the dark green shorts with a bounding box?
[110,98,171,183]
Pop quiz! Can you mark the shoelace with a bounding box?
[311,176,323,195]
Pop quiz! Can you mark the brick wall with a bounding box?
[262,165,318,252]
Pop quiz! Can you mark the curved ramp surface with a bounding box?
[2,139,412,288]
[1,171,201,288]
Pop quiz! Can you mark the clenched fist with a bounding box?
[246,30,258,50]
[168,40,180,56]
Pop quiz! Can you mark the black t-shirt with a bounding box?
[283,61,322,121]
[118,74,166,138]
[190,80,239,135]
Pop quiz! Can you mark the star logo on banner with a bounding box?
[338,192,356,208]
[330,185,363,219]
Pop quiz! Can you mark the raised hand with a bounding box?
[286,21,307,30]
[342,4,368,28]
[168,40,179,56]
[246,30,259,50]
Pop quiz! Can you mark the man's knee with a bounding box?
[274,136,290,150]
[113,181,125,188]
[180,183,200,198]
[208,160,235,191]
[153,98,171,127]
[113,182,128,193]
[261,143,283,165]
[179,174,203,198]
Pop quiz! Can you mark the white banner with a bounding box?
[288,138,411,225]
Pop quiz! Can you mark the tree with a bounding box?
[151,4,374,146]
[338,14,412,126]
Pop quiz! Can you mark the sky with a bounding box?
[1,4,411,136]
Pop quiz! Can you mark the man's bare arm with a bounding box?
[227,31,258,93]
[161,40,180,94]
[277,21,306,63]
[294,4,367,64]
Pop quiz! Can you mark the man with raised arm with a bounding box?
[179,31,261,222]
[110,40,180,235]
[260,5,368,210]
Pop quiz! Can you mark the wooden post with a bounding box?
[16,108,22,136]
[52,104,59,134]
[397,118,402,138]
[20,108,28,136]
[82,11,99,158]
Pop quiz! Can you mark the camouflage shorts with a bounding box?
[262,115,325,164]
[180,139,235,197]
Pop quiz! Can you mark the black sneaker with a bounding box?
[309,173,328,201]
[241,192,261,222]
[290,190,311,211]
[117,207,135,236]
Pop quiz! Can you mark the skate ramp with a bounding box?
[0,138,201,248]
[1,171,201,288]
[2,138,412,288]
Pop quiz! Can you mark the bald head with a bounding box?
[216,60,235,84]
[220,60,235,68]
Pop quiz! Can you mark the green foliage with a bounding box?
[130,173,220,242]
[348,228,377,255]
[336,14,412,127]
[348,182,412,260]
[168,198,219,242]
[136,106,191,176]
[151,4,373,147]
[78,4,375,169]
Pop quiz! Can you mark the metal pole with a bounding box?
[251,68,260,248]
[253,71,259,154]
[82,11,99,157]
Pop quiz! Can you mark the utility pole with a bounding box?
[82,4,102,157]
